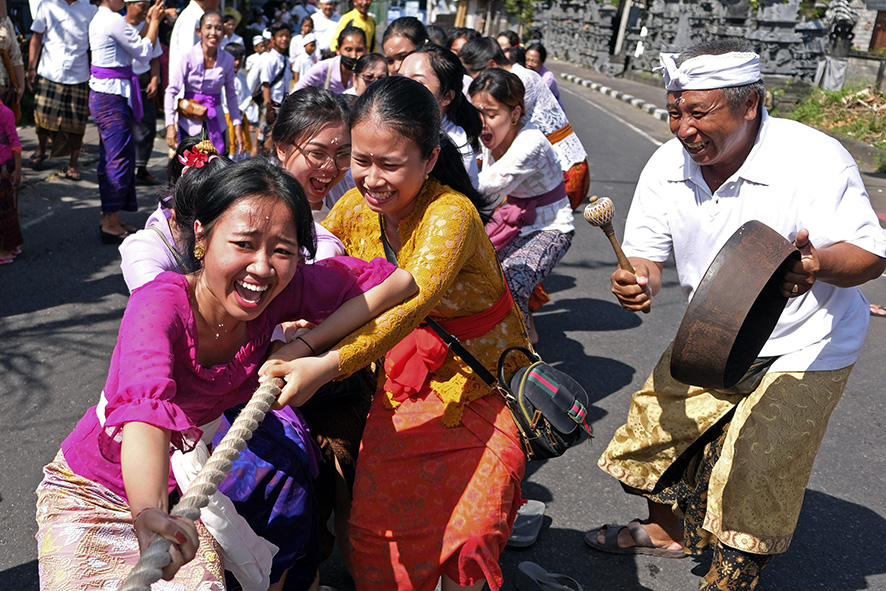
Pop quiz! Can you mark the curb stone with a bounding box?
[560,73,670,122]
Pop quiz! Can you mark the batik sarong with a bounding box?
[89,90,138,214]
[497,229,574,321]
[598,344,852,555]
[35,451,224,591]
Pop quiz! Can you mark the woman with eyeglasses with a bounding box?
[270,87,368,575]
[343,53,386,97]
[293,24,367,94]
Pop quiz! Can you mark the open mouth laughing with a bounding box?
[235,279,269,305]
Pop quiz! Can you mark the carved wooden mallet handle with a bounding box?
[583,195,650,313]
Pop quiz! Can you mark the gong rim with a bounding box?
[670,220,800,390]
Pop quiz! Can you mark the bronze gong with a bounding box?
[670,220,800,390]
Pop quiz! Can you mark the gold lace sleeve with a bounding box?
[333,183,488,377]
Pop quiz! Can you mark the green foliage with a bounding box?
[877,152,886,174]
[504,0,534,27]
[799,0,827,20]
[788,86,886,151]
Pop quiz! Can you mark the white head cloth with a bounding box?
[659,51,761,92]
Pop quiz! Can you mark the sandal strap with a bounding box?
[625,519,654,548]
[603,523,622,548]
[538,573,583,591]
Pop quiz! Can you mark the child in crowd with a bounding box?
[256,21,292,154]
[291,33,317,85]
[219,13,243,49]
[245,34,266,73]
[249,6,269,31]
[289,15,317,61]
[0,97,21,264]
[222,43,252,160]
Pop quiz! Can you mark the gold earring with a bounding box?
[194,244,205,260]
[511,118,518,126]
[424,174,429,180]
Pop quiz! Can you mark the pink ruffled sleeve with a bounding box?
[99,274,202,462]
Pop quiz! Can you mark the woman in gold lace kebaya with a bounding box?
[260,76,531,591]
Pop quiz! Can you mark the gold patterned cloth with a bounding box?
[598,344,851,555]
[324,178,529,426]
[36,451,224,591]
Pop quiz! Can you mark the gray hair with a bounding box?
[676,39,765,113]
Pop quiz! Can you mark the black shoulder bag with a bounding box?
[252,58,288,108]
[379,215,593,460]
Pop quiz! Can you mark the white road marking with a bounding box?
[562,85,664,147]
[22,208,55,229]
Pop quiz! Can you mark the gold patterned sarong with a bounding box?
[35,450,225,591]
[598,345,851,555]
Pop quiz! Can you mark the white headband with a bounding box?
[659,51,761,91]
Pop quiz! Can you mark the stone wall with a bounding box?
[533,0,618,72]
[534,0,830,81]
[851,0,877,51]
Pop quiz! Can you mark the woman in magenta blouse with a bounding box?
[165,11,243,156]
[34,158,416,591]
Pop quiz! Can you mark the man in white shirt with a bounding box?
[26,0,96,179]
[167,0,220,78]
[589,40,886,590]
[124,0,163,185]
[310,0,339,53]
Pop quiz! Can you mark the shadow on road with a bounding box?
[755,488,886,590]
[0,560,38,591]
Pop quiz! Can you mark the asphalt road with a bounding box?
[2,74,886,590]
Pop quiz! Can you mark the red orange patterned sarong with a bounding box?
[349,392,525,591]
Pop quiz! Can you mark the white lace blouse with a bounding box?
[479,122,574,236]
[510,63,587,172]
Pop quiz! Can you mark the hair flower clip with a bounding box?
[179,147,211,169]
[178,140,219,174]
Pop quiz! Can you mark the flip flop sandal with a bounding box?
[584,519,686,558]
[870,304,886,318]
[28,153,47,169]
[99,226,131,245]
[507,499,545,547]
[64,169,81,181]
[516,561,583,591]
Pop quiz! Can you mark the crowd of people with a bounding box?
[9,2,885,590]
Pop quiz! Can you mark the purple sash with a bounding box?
[485,182,568,250]
[184,91,224,153]
[90,65,143,120]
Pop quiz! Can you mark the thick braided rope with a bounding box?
[121,377,283,591]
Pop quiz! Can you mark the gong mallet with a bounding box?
[583,195,650,313]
